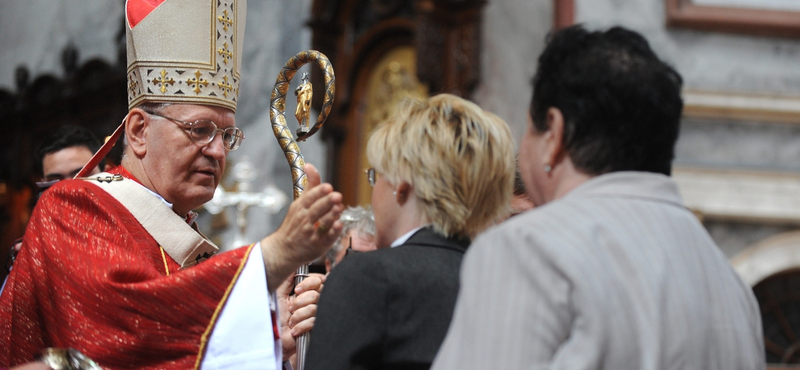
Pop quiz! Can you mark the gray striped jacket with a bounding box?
[432,172,765,370]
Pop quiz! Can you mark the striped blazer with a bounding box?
[432,172,765,370]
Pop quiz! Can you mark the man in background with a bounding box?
[3,125,104,287]
[36,125,103,189]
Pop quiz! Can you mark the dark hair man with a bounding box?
[36,125,103,187]
[2,126,103,284]
[432,25,764,370]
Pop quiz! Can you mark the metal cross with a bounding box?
[152,69,175,94]
[186,70,209,94]
[204,159,288,249]
[128,77,138,94]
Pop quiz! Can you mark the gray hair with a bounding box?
[137,102,172,114]
[122,102,174,154]
[325,206,376,269]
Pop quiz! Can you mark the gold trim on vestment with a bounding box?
[160,246,171,276]
[193,243,256,369]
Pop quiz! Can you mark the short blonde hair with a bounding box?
[366,93,515,238]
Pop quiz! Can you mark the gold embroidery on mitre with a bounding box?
[217,42,233,65]
[187,70,210,94]
[217,9,233,32]
[153,70,176,94]
[219,75,233,98]
[125,0,243,111]
[128,75,138,95]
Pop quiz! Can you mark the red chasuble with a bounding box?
[0,167,253,369]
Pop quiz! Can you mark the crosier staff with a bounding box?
[269,50,335,370]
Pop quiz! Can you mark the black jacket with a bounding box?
[305,227,470,370]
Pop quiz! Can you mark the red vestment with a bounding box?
[0,167,252,369]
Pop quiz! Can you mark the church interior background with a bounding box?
[1,0,800,366]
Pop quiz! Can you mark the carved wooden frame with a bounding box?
[309,0,486,206]
[665,0,800,38]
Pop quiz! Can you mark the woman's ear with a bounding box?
[395,182,411,206]
[126,108,149,157]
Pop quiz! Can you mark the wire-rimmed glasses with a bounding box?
[146,111,245,151]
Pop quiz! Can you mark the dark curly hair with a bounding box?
[529,25,683,176]
[36,125,103,176]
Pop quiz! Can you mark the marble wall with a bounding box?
[473,0,800,151]
[472,0,553,143]
[575,0,800,95]
[570,0,800,172]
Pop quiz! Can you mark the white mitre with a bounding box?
[125,0,247,112]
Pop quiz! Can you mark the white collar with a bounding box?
[390,226,426,248]
[129,180,173,209]
[128,179,198,224]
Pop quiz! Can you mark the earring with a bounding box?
[544,164,552,173]
[393,191,397,195]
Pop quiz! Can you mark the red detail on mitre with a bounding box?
[127,0,168,28]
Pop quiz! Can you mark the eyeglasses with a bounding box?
[146,111,245,151]
[365,168,376,187]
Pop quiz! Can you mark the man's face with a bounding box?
[140,104,233,214]
[42,146,99,181]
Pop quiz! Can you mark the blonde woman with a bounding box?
[305,94,515,370]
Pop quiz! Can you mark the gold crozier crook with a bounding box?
[269,50,335,370]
